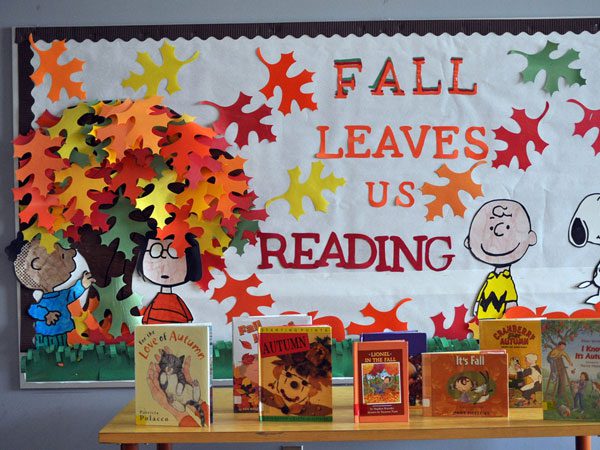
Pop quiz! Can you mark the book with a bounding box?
[422,350,508,417]
[135,323,212,427]
[542,319,600,420]
[353,340,409,422]
[258,325,333,421]
[232,314,312,412]
[361,331,427,406]
[479,319,542,407]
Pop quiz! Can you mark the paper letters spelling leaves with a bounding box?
[346,298,411,336]
[266,161,346,220]
[420,161,485,221]
[92,275,143,338]
[492,102,549,171]
[211,271,274,323]
[568,99,600,155]
[256,48,317,115]
[509,41,586,94]
[430,304,472,340]
[29,34,86,102]
[122,41,199,97]
[200,93,276,148]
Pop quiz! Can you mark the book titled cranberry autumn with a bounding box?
[232,314,312,413]
[258,326,332,421]
[354,340,409,422]
[422,350,508,417]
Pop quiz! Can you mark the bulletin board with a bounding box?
[12,19,600,385]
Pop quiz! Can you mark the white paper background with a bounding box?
[28,31,600,341]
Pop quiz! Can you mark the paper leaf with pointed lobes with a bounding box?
[346,298,411,336]
[211,271,274,323]
[430,304,472,339]
[92,275,143,338]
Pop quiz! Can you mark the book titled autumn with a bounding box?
[354,340,409,422]
[542,319,600,420]
[479,319,542,407]
[232,314,311,413]
[422,350,508,417]
[135,324,212,427]
[258,326,332,421]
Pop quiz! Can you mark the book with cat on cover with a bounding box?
[353,340,409,422]
[542,319,600,420]
[258,325,333,421]
[479,318,542,408]
[135,323,212,427]
[232,314,312,413]
[422,350,508,417]
[361,331,426,406]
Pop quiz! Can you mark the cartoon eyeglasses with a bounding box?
[148,242,178,259]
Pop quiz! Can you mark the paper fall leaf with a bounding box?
[509,41,586,94]
[420,161,485,221]
[211,271,274,323]
[92,275,143,338]
[257,48,317,115]
[568,99,600,155]
[430,304,471,339]
[122,41,199,97]
[504,304,600,319]
[29,34,85,101]
[200,93,276,148]
[266,161,346,220]
[492,102,549,171]
[346,298,411,336]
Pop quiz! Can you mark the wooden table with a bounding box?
[99,386,598,450]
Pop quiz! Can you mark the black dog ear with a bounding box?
[569,216,588,247]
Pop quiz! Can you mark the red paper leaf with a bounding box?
[257,48,317,115]
[240,340,253,350]
[156,203,205,255]
[420,161,485,221]
[200,93,276,148]
[346,298,411,336]
[15,187,60,231]
[568,99,600,155]
[195,251,226,291]
[430,304,471,339]
[109,149,158,201]
[159,121,215,179]
[492,102,549,170]
[211,271,274,323]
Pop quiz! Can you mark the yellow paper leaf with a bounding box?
[22,225,58,254]
[136,171,178,227]
[54,165,107,216]
[266,161,346,220]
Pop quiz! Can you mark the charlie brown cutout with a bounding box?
[6,235,95,348]
[465,199,537,319]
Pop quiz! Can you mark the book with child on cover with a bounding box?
[422,350,508,417]
[353,340,409,422]
[479,319,542,407]
[258,325,332,421]
[135,323,212,427]
[542,319,600,420]
[232,314,311,413]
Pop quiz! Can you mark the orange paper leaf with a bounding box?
[346,298,411,336]
[211,271,274,323]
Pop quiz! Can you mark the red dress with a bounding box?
[141,292,193,324]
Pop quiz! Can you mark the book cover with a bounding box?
[361,331,426,406]
[422,350,508,417]
[479,319,542,407]
[258,326,333,421]
[542,319,600,420]
[353,340,409,422]
[135,323,212,427]
[232,314,312,413]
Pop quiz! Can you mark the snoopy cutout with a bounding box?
[569,194,600,304]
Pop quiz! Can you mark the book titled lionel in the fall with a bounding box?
[422,350,508,417]
[258,326,333,421]
[135,324,212,427]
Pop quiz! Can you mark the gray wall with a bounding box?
[0,1,599,449]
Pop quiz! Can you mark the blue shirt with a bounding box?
[27,280,85,336]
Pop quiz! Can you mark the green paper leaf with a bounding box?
[92,275,143,338]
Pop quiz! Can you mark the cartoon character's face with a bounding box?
[14,239,76,292]
[465,200,537,267]
[274,366,311,407]
[455,377,473,393]
[142,239,187,286]
[569,194,600,247]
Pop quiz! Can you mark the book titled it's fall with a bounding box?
[258,326,333,421]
